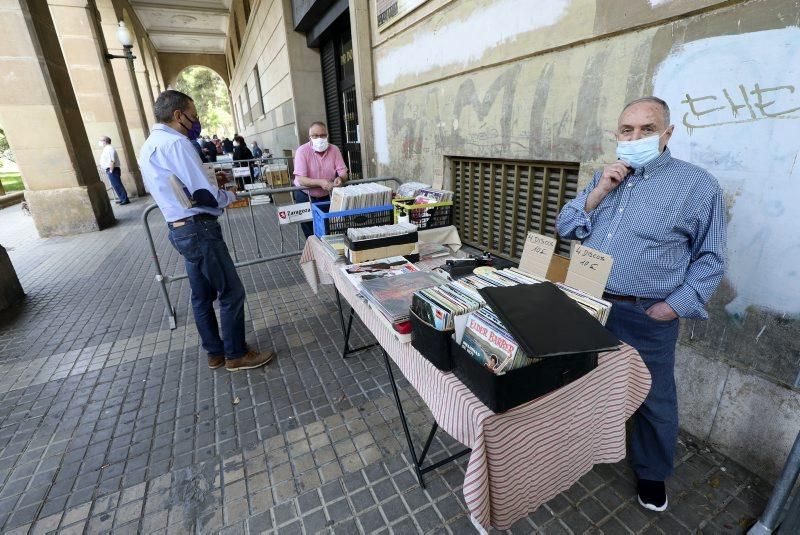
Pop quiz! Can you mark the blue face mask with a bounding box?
[616,133,664,169]
[181,112,202,141]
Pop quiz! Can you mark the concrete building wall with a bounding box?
[227,0,326,157]
[364,0,800,479]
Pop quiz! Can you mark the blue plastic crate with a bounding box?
[311,202,395,237]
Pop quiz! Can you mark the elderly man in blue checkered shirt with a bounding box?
[557,96,726,513]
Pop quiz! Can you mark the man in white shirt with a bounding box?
[138,90,274,372]
[98,136,129,205]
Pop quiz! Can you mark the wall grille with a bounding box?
[450,157,580,260]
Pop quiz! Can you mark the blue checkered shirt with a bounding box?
[556,148,726,319]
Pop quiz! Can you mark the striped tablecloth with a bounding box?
[300,238,651,530]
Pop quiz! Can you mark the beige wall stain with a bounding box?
[373,29,656,187]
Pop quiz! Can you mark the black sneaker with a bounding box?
[637,479,668,512]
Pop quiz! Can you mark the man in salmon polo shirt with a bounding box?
[293,121,349,238]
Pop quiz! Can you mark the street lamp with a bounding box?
[106,21,149,136]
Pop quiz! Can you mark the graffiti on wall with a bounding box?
[653,27,800,317]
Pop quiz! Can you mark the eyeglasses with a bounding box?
[309,134,327,139]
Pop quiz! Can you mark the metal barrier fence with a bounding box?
[142,177,401,329]
[211,155,293,194]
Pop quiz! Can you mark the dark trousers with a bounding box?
[168,220,247,359]
[293,189,330,238]
[605,297,680,481]
[105,167,129,203]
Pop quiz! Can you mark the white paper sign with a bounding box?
[232,167,251,178]
[277,202,313,225]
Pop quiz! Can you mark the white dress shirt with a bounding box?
[100,144,119,171]
[138,124,235,222]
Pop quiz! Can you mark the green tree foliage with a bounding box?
[0,127,15,169]
[174,66,233,138]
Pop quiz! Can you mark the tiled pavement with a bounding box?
[0,198,770,534]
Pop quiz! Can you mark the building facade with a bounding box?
[224,0,800,479]
[1,0,798,479]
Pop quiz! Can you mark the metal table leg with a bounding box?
[381,348,471,488]
[334,287,378,358]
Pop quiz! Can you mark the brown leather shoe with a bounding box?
[225,350,275,371]
[208,354,225,369]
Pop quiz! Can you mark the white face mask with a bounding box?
[233,141,240,147]
[98,141,105,148]
[616,132,664,169]
[311,137,329,152]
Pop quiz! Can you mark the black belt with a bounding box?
[602,292,639,303]
[169,213,217,227]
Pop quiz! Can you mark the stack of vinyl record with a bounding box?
[329,183,393,211]
[361,271,447,326]
[411,282,483,331]
[555,283,612,325]
[459,306,538,375]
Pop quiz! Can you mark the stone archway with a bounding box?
[172,65,234,138]
[159,53,230,89]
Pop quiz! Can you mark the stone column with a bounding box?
[0,0,115,237]
[48,0,146,197]
[349,0,375,177]
[135,63,157,124]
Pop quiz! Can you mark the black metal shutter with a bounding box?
[320,40,343,149]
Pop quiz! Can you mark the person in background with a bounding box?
[293,121,348,238]
[202,136,217,163]
[250,141,264,179]
[191,136,205,162]
[556,96,726,513]
[222,136,234,154]
[212,134,223,155]
[251,141,263,159]
[232,135,253,162]
[232,135,254,190]
[98,136,130,205]
[138,89,274,372]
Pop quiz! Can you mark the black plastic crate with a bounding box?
[410,310,454,371]
[451,342,598,413]
[344,231,418,251]
[312,202,395,237]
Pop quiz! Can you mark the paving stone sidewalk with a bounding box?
[0,199,769,534]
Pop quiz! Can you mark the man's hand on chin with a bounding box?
[645,301,678,322]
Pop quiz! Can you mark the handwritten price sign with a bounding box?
[519,232,557,278]
[564,244,614,298]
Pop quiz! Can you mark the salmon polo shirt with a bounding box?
[292,142,348,198]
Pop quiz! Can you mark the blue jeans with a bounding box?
[293,189,329,238]
[168,220,247,359]
[106,167,129,203]
[605,297,680,481]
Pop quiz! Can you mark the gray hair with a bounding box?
[621,96,671,126]
[308,121,327,131]
[154,90,193,123]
